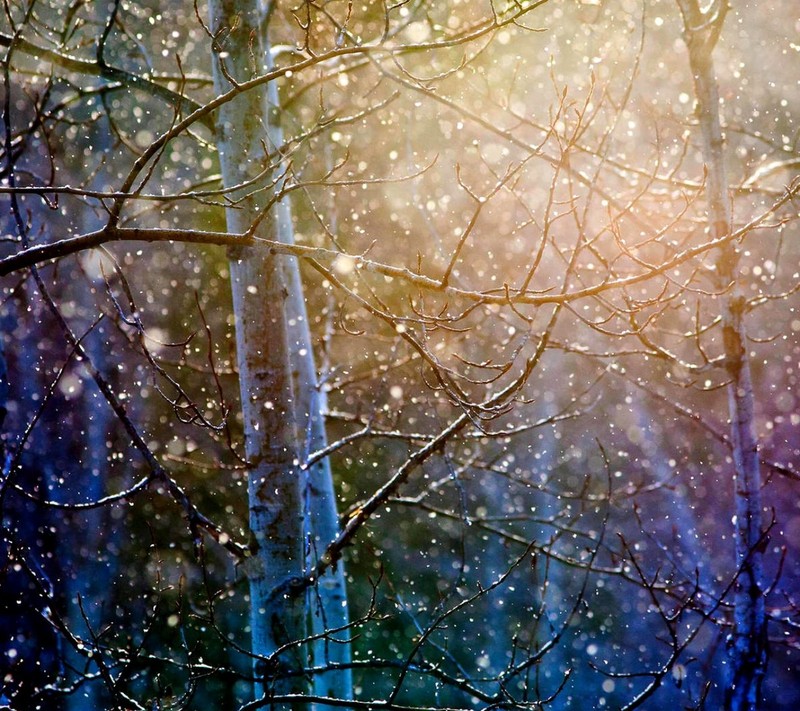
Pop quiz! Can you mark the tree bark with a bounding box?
[261,44,354,711]
[675,3,767,709]
[284,220,354,707]
[208,1,308,704]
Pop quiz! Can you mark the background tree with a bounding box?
[675,2,765,707]
[1,0,799,710]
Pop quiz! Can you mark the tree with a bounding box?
[207,0,351,703]
[1,0,799,709]
[674,3,766,707]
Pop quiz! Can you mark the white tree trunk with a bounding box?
[676,3,767,708]
[266,73,354,711]
[208,1,307,704]
[254,5,352,704]
[283,234,354,707]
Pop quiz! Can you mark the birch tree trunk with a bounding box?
[283,217,354,707]
[262,51,354,711]
[208,2,307,703]
[676,3,767,708]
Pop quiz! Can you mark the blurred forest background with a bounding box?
[0,0,798,709]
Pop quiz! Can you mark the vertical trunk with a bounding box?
[208,1,307,704]
[676,3,766,709]
[284,238,354,707]
[266,65,353,711]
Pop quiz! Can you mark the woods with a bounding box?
[1,0,798,709]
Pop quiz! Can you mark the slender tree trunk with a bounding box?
[284,229,354,707]
[262,55,353,711]
[676,3,766,709]
[208,2,307,704]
